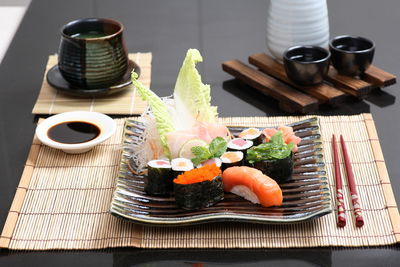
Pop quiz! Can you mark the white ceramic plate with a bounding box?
[35,111,116,154]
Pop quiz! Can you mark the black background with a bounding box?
[0,0,399,266]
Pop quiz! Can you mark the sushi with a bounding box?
[171,158,194,178]
[227,138,253,155]
[220,151,244,171]
[251,153,294,183]
[144,159,173,195]
[238,128,262,145]
[197,157,222,168]
[173,164,224,210]
[246,130,295,183]
[222,166,283,207]
[263,126,301,152]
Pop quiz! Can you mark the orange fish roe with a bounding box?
[174,164,221,185]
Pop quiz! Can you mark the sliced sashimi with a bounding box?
[278,126,301,145]
[262,128,278,142]
[222,166,283,207]
[262,126,301,152]
[167,121,230,158]
[278,125,294,135]
[166,131,198,158]
[193,121,229,143]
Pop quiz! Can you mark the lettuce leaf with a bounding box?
[173,49,218,130]
[131,72,175,157]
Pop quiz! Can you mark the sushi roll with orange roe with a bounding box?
[173,164,224,210]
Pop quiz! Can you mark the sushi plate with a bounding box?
[110,117,332,226]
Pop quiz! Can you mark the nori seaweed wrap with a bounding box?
[220,151,244,171]
[144,159,173,195]
[251,152,294,183]
[171,158,194,178]
[173,164,224,210]
[227,138,253,156]
[246,130,296,183]
[238,128,263,145]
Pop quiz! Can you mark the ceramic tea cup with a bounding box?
[329,35,375,76]
[283,46,331,86]
[58,18,128,89]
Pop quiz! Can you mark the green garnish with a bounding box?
[208,137,228,158]
[191,137,227,165]
[131,71,175,158]
[246,131,294,164]
[174,49,218,123]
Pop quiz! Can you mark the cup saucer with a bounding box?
[46,60,141,97]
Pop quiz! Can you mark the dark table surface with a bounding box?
[0,0,399,266]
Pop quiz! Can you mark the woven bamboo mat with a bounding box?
[31,53,151,115]
[0,114,399,250]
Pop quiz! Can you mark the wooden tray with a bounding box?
[222,53,396,113]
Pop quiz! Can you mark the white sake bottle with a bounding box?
[266,0,330,60]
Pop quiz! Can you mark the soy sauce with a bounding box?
[48,121,101,144]
[336,44,360,52]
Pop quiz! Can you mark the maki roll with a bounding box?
[144,159,173,195]
[238,128,262,145]
[220,151,244,171]
[171,158,194,178]
[227,138,253,155]
[197,157,222,168]
[173,164,224,210]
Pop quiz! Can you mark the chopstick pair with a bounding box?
[332,135,364,228]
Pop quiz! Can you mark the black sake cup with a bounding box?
[329,35,375,76]
[58,18,128,89]
[283,46,331,86]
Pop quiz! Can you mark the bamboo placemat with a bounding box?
[0,114,399,250]
[31,53,151,115]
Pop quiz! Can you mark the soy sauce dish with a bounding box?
[35,111,116,154]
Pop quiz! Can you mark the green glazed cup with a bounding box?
[58,18,128,89]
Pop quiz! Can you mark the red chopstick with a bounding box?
[332,135,346,227]
[340,135,364,227]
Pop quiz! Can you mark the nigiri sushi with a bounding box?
[222,166,283,207]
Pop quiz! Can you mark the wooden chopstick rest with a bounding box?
[222,60,319,114]
[222,53,396,113]
[249,53,347,106]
